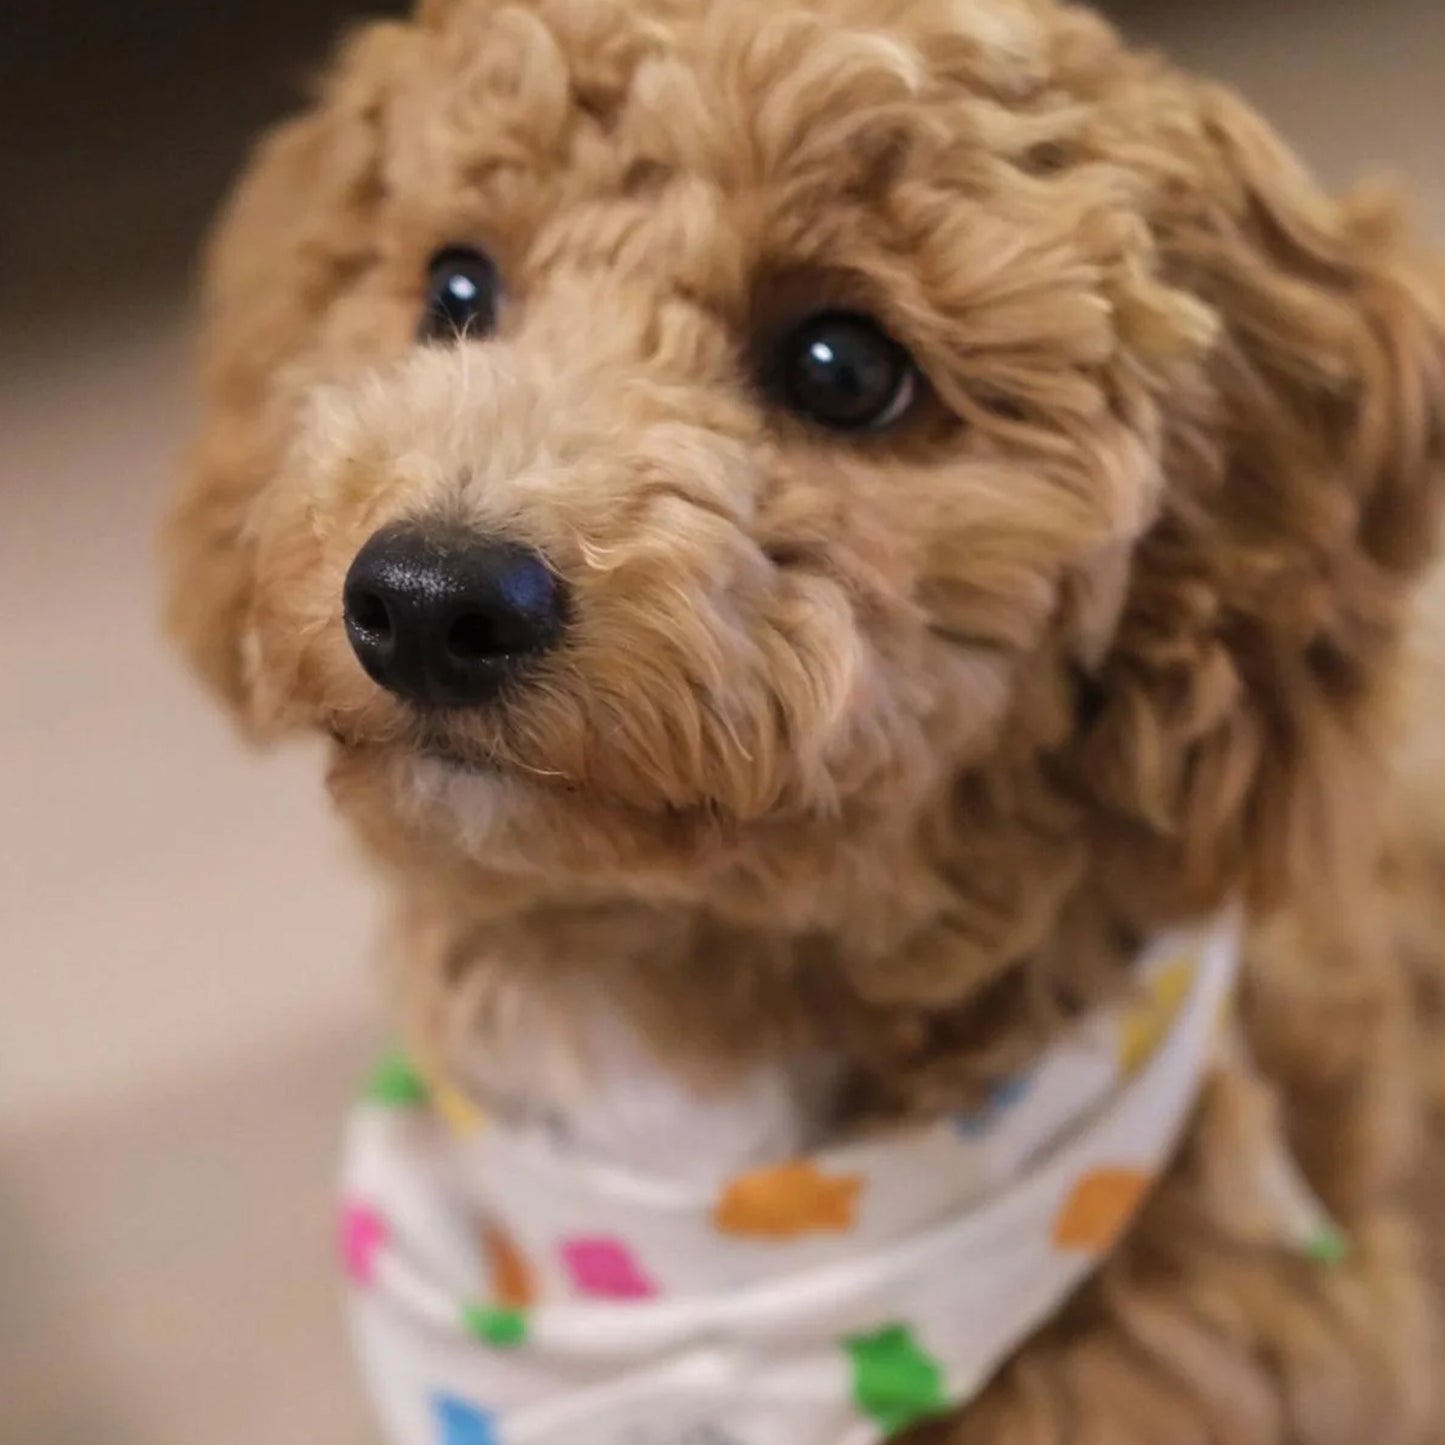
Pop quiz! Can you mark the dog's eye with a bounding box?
[776,311,917,432]
[420,247,503,343]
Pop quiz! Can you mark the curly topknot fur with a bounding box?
[166,1,1445,1439]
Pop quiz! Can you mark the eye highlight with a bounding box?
[774,311,918,433]
[420,247,503,343]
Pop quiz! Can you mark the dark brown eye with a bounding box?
[420,247,503,343]
[776,311,917,432]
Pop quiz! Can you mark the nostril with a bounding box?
[446,611,501,663]
[349,590,394,640]
[343,524,566,707]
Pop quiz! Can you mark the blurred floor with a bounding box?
[0,321,384,1444]
[2,1,1443,1442]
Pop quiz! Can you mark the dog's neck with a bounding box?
[396,895,832,1130]
[391,877,1154,1140]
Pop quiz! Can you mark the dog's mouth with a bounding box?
[327,723,487,770]
[428,750,598,806]
[328,721,591,799]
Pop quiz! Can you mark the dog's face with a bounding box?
[170,0,1443,943]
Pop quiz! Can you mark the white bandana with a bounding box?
[340,911,1335,1445]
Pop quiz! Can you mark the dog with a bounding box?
[164,1,1445,1442]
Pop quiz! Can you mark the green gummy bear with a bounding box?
[462,1304,528,1348]
[845,1323,949,1432]
[1305,1223,1350,1267]
[366,1051,431,1108]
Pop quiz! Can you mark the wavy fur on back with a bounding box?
[164,1,1445,1439]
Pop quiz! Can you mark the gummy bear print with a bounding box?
[845,1323,949,1432]
[953,1074,1032,1140]
[482,1220,536,1309]
[340,1201,388,1286]
[435,1394,500,1445]
[1117,957,1198,1076]
[1305,1223,1349,1266]
[560,1236,658,1299]
[1052,1168,1151,1251]
[713,1160,864,1238]
[462,1302,528,1348]
[433,1079,489,1136]
[366,1050,431,1107]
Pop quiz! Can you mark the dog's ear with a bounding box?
[163,26,404,733]
[1075,85,1445,914]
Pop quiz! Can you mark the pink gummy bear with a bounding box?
[340,1201,388,1286]
[559,1236,657,1299]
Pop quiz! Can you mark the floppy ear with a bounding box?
[163,26,403,728]
[1075,85,1445,913]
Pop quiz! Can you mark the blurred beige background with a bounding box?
[2,1,1443,1442]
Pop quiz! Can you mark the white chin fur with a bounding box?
[400,753,523,846]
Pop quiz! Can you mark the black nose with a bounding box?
[342,524,566,708]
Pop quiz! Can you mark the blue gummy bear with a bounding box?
[952,1073,1032,1139]
[435,1394,500,1445]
